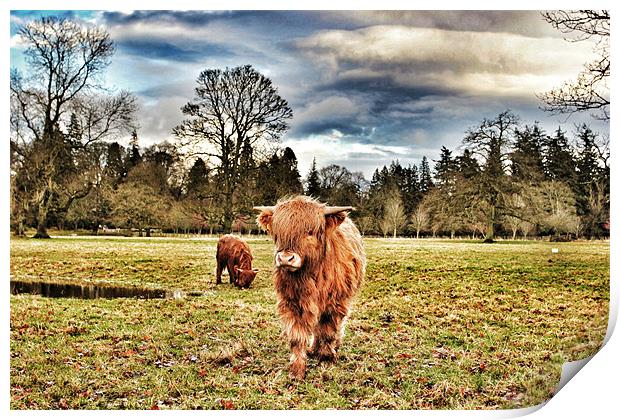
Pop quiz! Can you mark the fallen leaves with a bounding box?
[63,325,86,336]
[218,399,235,410]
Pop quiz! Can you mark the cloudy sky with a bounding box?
[9,10,609,178]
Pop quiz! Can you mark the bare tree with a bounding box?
[531,181,580,238]
[504,215,521,241]
[518,220,536,240]
[174,65,293,230]
[503,192,528,240]
[539,10,610,120]
[355,215,375,236]
[381,192,407,238]
[410,202,429,239]
[10,17,137,238]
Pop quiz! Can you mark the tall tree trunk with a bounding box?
[484,205,496,242]
[223,196,234,232]
[33,203,51,239]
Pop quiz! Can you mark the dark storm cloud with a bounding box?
[118,38,234,62]
[318,74,456,113]
[323,10,560,38]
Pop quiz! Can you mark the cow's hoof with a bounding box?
[288,363,306,380]
[308,347,319,359]
[317,348,337,363]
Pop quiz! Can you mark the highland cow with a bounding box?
[255,196,365,379]
[216,234,258,289]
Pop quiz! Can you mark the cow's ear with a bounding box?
[325,211,347,233]
[256,210,273,233]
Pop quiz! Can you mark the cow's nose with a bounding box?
[275,251,302,270]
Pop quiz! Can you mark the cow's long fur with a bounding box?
[257,196,365,379]
[216,234,257,288]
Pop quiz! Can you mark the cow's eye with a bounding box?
[307,230,313,236]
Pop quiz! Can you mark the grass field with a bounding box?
[9,236,609,409]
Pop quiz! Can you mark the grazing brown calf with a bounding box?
[216,234,258,289]
[255,196,365,379]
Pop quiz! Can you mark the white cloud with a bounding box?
[292,95,362,123]
[283,133,413,178]
[297,25,594,98]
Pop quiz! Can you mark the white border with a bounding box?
[3,1,617,419]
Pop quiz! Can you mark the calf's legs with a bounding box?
[215,259,223,284]
[278,300,318,380]
[310,307,348,362]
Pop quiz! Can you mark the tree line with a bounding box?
[10,15,610,241]
[11,109,610,240]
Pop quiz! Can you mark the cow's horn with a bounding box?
[253,206,275,212]
[324,206,355,215]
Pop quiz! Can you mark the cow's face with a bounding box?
[256,197,351,273]
[234,267,258,288]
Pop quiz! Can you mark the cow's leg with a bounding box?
[279,299,318,380]
[312,305,348,362]
[216,259,223,284]
[227,263,235,284]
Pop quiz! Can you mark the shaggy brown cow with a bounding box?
[216,234,258,289]
[255,196,365,379]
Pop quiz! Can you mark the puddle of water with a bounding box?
[10,278,186,300]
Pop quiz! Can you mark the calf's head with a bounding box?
[255,196,352,273]
[234,266,259,288]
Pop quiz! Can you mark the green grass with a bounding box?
[10,236,609,409]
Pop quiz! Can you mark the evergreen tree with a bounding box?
[186,158,209,196]
[434,146,456,187]
[279,147,304,194]
[389,160,405,190]
[455,149,480,179]
[511,124,546,182]
[255,153,281,205]
[543,127,577,187]
[575,124,601,193]
[305,157,321,198]
[254,147,303,206]
[574,123,607,236]
[105,142,126,187]
[66,113,82,146]
[127,130,142,170]
[401,164,421,216]
[419,156,434,193]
